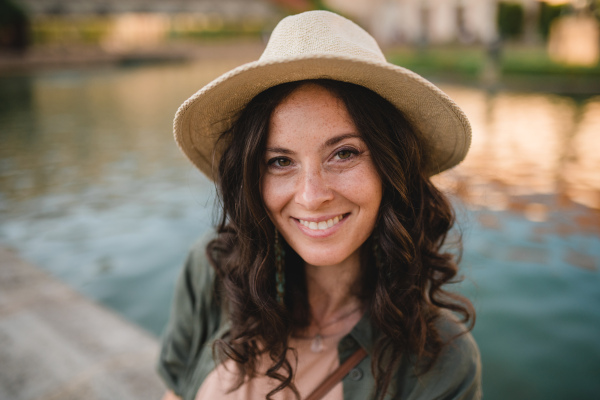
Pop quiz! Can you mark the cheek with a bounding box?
[261,175,293,219]
[338,164,383,210]
[362,179,383,218]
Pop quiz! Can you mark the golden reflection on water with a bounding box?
[434,85,600,226]
[0,58,247,204]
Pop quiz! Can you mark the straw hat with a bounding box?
[174,10,471,179]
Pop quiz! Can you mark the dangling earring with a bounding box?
[274,229,286,306]
[373,232,382,269]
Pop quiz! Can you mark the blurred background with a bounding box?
[1,0,599,399]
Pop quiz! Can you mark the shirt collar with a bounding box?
[348,310,376,355]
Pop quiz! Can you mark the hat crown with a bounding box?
[260,10,386,63]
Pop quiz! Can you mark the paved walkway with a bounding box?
[0,246,165,400]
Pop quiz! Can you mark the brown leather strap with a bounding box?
[304,347,368,400]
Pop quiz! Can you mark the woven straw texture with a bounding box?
[174,10,471,179]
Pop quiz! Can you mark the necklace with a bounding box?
[310,307,362,353]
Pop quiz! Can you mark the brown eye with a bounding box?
[274,158,291,167]
[337,150,353,159]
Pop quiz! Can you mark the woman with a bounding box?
[158,10,481,400]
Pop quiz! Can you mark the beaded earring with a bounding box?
[373,232,383,269]
[274,229,286,306]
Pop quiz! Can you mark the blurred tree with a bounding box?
[539,2,570,40]
[268,0,330,13]
[268,0,313,12]
[498,1,525,40]
[0,0,29,51]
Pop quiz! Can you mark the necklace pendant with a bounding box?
[311,333,324,353]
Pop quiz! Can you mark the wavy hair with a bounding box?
[207,79,474,399]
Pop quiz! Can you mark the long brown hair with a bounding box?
[207,79,474,399]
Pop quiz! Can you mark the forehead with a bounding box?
[267,83,357,145]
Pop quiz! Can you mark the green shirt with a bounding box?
[157,233,482,400]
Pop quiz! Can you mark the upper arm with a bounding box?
[402,317,482,400]
[431,330,482,400]
[156,232,221,397]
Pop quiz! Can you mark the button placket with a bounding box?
[349,367,363,381]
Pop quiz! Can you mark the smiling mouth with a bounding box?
[297,214,346,231]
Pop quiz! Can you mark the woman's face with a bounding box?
[261,83,382,267]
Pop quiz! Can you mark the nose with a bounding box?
[295,167,334,210]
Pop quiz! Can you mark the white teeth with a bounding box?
[299,215,344,231]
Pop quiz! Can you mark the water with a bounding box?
[1,58,599,399]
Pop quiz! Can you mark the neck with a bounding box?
[304,248,363,326]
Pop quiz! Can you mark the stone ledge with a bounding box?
[0,246,165,400]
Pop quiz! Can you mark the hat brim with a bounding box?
[174,55,471,179]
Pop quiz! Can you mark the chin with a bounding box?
[295,246,360,268]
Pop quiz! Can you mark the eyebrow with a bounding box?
[265,133,362,154]
[264,147,294,154]
[323,133,362,148]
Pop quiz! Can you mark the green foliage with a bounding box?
[497,2,524,40]
[31,16,267,45]
[311,0,333,12]
[0,0,28,27]
[539,3,569,40]
[387,47,485,79]
[387,46,600,79]
[168,19,266,40]
[168,29,263,40]
[31,17,112,45]
[501,46,600,76]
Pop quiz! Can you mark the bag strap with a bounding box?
[304,347,368,400]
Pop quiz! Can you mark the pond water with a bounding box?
[1,57,599,399]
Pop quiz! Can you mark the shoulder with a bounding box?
[187,229,217,273]
[435,310,479,361]
[181,230,219,299]
[398,311,482,400]
[433,311,481,392]
[157,229,222,397]
[161,228,221,332]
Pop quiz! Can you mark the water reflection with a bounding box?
[2,68,599,214]
[433,86,600,229]
[0,59,247,207]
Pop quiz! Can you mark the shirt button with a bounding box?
[349,367,363,381]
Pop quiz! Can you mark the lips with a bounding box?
[297,214,345,230]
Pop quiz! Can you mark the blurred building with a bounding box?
[13,0,282,51]
[325,0,498,46]
[15,0,278,19]
[11,0,600,66]
[324,0,597,48]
